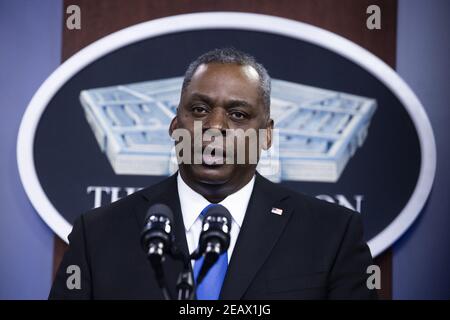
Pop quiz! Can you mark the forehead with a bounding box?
[185,63,261,102]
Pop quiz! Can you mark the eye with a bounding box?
[191,104,208,114]
[229,111,247,120]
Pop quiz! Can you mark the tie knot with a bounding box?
[200,203,218,218]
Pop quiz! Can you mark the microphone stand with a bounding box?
[145,240,195,300]
[145,244,173,300]
[171,246,195,300]
[146,241,222,300]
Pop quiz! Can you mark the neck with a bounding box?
[179,169,255,203]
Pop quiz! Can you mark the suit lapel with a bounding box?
[220,174,294,299]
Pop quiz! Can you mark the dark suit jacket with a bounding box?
[49,173,377,299]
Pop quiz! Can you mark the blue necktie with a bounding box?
[193,204,229,300]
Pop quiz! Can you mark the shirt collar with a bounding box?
[177,172,255,231]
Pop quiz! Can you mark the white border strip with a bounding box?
[17,12,436,255]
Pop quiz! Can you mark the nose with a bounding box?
[203,108,228,135]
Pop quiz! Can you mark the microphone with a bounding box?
[141,203,174,260]
[192,204,232,285]
[141,203,174,299]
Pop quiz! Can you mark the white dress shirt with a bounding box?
[177,173,255,263]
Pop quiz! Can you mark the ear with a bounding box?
[169,116,178,138]
[262,118,274,150]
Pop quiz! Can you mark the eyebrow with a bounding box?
[189,92,254,109]
[189,93,214,105]
[226,99,254,109]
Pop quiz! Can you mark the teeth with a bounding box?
[202,153,224,165]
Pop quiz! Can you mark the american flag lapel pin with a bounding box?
[271,207,283,216]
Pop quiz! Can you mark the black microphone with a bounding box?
[141,203,174,299]
[192,204,232,285]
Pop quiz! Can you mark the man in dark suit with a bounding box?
[50,48,377,299]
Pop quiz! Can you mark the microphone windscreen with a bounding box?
[203,204,232,226]
[145,203,174,222]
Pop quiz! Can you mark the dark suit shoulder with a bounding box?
[296,190,355,222]
[81,175,175,226]
[257,173,356,224]
[256,174,362,255]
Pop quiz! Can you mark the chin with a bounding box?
[188,164,235,185]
